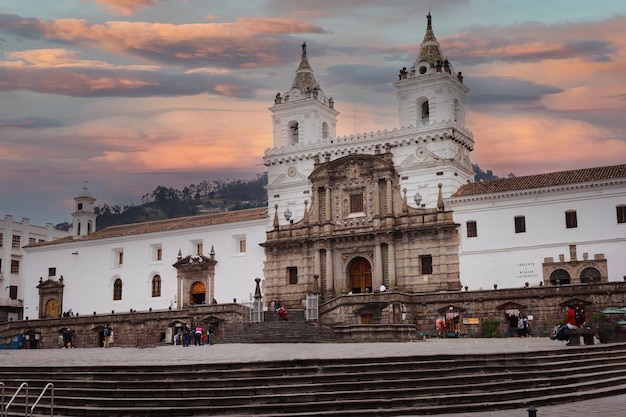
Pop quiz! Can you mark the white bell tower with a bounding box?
[269,42,338,148]
[71,181,97,238]
[265,43,339,228]
[392,13,475,205]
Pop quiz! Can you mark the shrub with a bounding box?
[481,317,500,338]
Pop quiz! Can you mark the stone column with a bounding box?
[388,241,397,288]
[325,186,332,222]
[374,244,383,289]
[326,248,334,293]
[373,180,381,216]
[314,249,321,279]
[386,179,393,215]
[314,187,321,223]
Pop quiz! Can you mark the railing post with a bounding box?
[5,382,28,417]
[30,382,54,417]
[527,405,538,417]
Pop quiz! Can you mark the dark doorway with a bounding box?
[349,257,372,294]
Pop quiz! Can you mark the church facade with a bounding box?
[17,14,626,335]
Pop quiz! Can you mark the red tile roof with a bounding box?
[27,207,268,247]
[451,164,626,197]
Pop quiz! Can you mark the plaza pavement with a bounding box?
[1,337,624,416]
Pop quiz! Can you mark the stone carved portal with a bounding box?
[37,276,64,319]
[172,249,217,309]
[349,257,372,294]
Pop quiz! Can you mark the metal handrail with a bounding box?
[30,383,54,417]
[4,382,27,417]
[1,382,4,417]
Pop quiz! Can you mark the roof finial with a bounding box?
[427,13,432,31]
[301,42,307,59]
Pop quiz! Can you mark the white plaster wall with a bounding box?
[448,184,626,290]
[1,216,70,304]
[23,218,267,318]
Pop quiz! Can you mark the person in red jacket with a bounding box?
[277,305,288,321]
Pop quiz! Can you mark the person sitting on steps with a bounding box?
[277,304,288,321]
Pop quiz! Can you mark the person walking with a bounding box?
[182,324,190,347]
[103,324,112,348]
[207,324,215,345]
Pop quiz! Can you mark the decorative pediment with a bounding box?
[496,301,527,310]
[560,297,591,307]
[37,277,64,290]
[437,304,466,314]
[172,254,216,268]
[200,315,224,323]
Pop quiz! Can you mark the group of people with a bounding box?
[516,316,530,337]
[273,298,288,321]
[174,323,215,346]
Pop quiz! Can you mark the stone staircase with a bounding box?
[220,309,341,343]
[2,343,626,416]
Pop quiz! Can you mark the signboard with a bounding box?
[516,261,539,281]
[462,317,480,325]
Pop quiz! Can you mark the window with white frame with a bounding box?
[466,221,477,238]
[565,210,578,229]
[617,205,626,224]
[152,275,161,297]
[10,259,19,274]
[151,244,163,262]
[113,248,124,267]
[191,240,203,256]
[113,278,123,300]
[234,235,246,255]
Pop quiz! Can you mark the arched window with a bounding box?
[289,120,299,145]
[549,269,570,286]
[420,101,430,123]
[322,122,329,139]
[453,99,460,122]
[152,275,161,297]
[580,267,601,284]
[113,278,123,300]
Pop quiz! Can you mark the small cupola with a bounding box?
[71,181,97,238]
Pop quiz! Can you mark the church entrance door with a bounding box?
[190,281,206,305]
[349,257,372,294]
[45,298,59,318]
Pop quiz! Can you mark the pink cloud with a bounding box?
[2,15,327,69]
[469,111,626,176]
[85,0,165,16]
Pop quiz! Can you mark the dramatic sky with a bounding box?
[1,0,625,225]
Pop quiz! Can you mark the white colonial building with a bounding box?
[0,214,70,321]
[19,13,626,318]
[447,165,626,291]
[22,183,267,319]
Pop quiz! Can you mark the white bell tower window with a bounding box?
[322,122,329,139]
[289,121,299,145]
[420,100,430,124]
